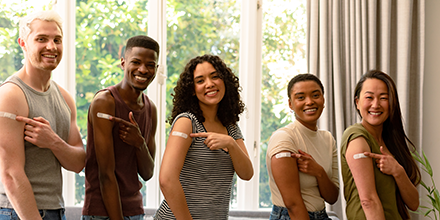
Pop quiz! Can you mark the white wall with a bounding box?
[422,0,440,210]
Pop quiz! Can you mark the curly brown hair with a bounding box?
[168,54,245,126]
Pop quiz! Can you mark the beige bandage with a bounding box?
[354,153,368,159]
[0,111,17,120]
[97,112,112,120]
[172,131,188,139]
[275,152,291,159]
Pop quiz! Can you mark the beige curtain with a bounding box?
[306,0,425,219]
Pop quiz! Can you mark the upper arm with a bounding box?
[89,91,116,173]
[58,85,83,149]
[346,137,378,200]
[271,151,303,207]
[159,117,193,182]
[146,101,157,159]
[0,83,28,175]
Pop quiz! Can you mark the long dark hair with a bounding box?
[354,70,421,219]
[168,54,245,126]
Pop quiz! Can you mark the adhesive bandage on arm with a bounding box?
[97,112,112,120]
[0,111,17,120]
[354,153,368,159]
[171,131,188,139]
[275,152,291,159]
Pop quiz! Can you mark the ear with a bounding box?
[288,98,293,110]
[18,38,26,50]
[355,97,360,110]
[120,57,125,70]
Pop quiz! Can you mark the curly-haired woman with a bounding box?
[154,54,253,220]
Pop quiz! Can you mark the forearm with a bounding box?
[315,169,339,204]
[99,173,124,220]
[2,172,42,220]
[228,142,253,180]
[49,137,86,173]
[161,180,193,220]
[393,167,419,211]
[360,197,386,220]
[136,142,155,181]
[285,203,309,220]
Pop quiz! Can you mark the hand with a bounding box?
[110,112,145,149]
[292,149,323,177]
[189,132,233,151]
[364,146,402,176]
[16,116,59,149]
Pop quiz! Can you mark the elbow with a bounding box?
[360,197,381,211]
[407,200,419,211]
[140,167,154,182]
[238,169,254,181]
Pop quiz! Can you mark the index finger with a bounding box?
[189,132,209,138]
[15,116,34,124]
[109,116,131,126]
[363,152,382,159]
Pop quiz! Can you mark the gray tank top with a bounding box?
[0,75,70,209]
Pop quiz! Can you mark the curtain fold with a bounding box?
[306,0,424,219]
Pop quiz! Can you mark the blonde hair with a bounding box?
[19,10,63,40]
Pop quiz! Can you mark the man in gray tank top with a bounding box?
[0,10,86,220]
[81,35,159,220]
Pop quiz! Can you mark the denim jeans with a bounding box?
[269,205,332,220]
[82,214,144,220]
[0,208,66,220]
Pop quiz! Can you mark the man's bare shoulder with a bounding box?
[0,82,28,117]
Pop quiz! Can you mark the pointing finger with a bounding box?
[189,132,209,138]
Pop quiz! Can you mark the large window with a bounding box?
[259,0,307,208]
[0,0,307,211]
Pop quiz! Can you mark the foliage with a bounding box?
[412,150,440,219]
[0,0,306,208]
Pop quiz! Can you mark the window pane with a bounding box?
[0,0,54,83]
[75,0,149,205]
[165,0,241,208]
[259,0,307,208]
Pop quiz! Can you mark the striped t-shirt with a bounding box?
[154,112,243,220]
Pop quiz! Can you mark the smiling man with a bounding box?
[82,35,159,220]
[0,10,86,220]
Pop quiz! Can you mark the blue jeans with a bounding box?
[0,208,66,220]
[269,205,332,220]
[82,214,144,220]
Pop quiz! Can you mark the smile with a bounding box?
[205,91,218,96]
[135,76,148,81]
[369,111,382,116]
[304,108,317,113]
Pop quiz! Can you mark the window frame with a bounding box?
[56,0,265,211]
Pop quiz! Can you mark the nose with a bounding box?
[138,64,148,74]
[305,96,314,105]
[372,98,380,108]
[46,40,57,51]
[205,78,215,88]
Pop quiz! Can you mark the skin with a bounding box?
[271,80,338,219]
[159,62,253,219]
[0,20,85,220]
[89,47,158,220]
[347,78,418,219]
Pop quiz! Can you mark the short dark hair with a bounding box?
[287,73,324,99]
[124,35,160,57]
[168,54,245,126]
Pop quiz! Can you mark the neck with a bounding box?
[116,82,144,109]
[361,120,384,145]
[199,103,219,123]
[17,65,52,92]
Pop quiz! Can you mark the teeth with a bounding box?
[135,76,147,81]
[370,112,381,115]
[304,109,316,113]
[43,55,55,58]
[206,91,217,95]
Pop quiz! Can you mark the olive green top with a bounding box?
[340,123,401,220]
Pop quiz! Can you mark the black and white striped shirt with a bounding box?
[154,112,243,220]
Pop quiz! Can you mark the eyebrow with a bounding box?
[364,91,389,95]
[194,71,217,80]
[294,89,321,96]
